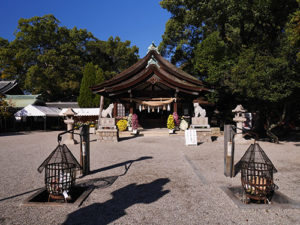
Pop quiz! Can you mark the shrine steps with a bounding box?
[119,128,185,137]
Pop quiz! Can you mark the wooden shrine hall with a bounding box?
[91,43,210,128]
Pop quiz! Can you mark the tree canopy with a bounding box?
[78,63,104,108]
[0,15,139,101]
[160,0,300,141]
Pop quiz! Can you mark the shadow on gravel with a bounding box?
[0,187,42,202]
[63,178,170,225]
[0,131,27,137]
[89,156,153,176]
[118,134,144,142]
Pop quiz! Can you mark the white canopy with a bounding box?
[60,108,100,116]
[14,104,61,118]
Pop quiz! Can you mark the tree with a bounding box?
[78,63,105,108]
[86,36,139,78]
[0,15,139,102]
[160,0,300,141]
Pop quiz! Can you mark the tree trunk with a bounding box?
[265,103,287,144]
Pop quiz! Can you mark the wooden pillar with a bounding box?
[173,102,178,113]
[129,103,134,114]
[113,102,118,118]
[98,96,104,128]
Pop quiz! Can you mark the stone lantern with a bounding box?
[232,105,247,140]
[63,108,77,145]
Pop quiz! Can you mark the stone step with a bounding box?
[119,129,185,137]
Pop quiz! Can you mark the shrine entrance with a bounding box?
[137,110,169,128]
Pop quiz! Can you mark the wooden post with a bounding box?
[98,96,104,128]
[113,102,118,118]
[173,102,177,113]
[80,125,90,175]
[44,116,46,131]
[224,125,235,177]
[129,103,134,114]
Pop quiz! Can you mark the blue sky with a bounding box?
[0,0,171,57]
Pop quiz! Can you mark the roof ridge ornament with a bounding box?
[147,41,160,54]
[146,55,160,68]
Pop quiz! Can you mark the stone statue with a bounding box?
[101,103,114,118]
[194,103,206,118]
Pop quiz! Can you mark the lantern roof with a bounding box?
[235,143,277,174]
[37,144,81,173]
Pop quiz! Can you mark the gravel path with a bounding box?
[0,131,299,225]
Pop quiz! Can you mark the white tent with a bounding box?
[60,108,99,116]
[14,104,61,130]
[15,104,61,118]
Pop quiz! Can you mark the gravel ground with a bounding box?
[0,131,299,225]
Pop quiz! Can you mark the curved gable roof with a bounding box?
[91,47,209,98]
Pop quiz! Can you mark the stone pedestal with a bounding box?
[195,129,212,142]
[63,108,77,145]
[190,117,210,129]
[97,129,118,142]
[97,118,118,142]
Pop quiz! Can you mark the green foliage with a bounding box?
[160,0,300,140]
[78,63,104,108]
[286,1,300,62]
[0,15,139,101]
[167,114,175,130]
[117,119,128,131]
[0,95,12,118]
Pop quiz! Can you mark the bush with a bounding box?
[117,119,128,131]
[167,114,175,130]
[132,114,139,130]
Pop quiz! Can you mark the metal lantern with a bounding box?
[38,144,81,201]
[235,143,277,203]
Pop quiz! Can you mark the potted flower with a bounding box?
[167,114,175,134]
[132,114,139,134]
[117,119,128,131]
[179,116,189,130]
[173,112,179,130]
[127,114,132,131]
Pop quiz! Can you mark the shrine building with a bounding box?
[91,43,211,128]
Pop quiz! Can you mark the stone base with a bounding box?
[196,130,212,142]
[191,117,210,129]
[97,129,119,142]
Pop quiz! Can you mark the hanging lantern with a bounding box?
[139,105,142,112]
[157,107,160,113]
[152,107,155,112]
[142,105,145,110]
[167,104,170,111]
[163,105,166,110]
[148,106,150,113]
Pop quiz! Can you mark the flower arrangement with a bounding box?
[173,112,179,126]
[117,119,128,131]
[179,116,189,130]
[167,114,175,130]
[132,114,139,130]
[127,114,132,127]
